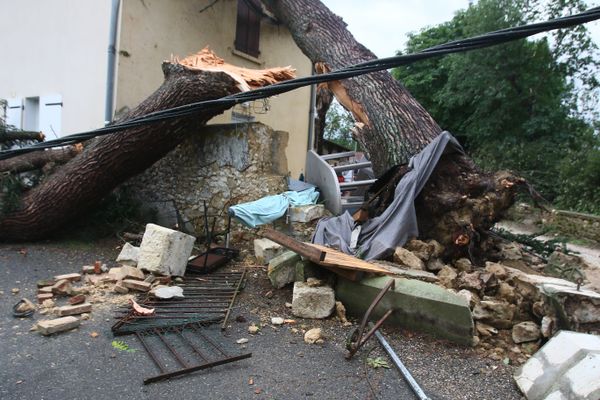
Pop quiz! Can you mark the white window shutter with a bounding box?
[6,98,23,129]
[39,94,62,138]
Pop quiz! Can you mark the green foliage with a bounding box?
[366,357,391,369]
[491,227,568,259]
[111,340,136,353]
[324,100,357,149]
[392,0,600,213]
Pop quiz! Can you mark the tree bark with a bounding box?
[266,0,523,258]
[0,49,294,241]
[265,0,441,174]
[313,84,333,154]
[0,144,82,173]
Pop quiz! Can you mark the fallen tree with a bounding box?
[0,144,82,174]
[265,0,524,258]
[0,48,295,241]
[0,130,45,143]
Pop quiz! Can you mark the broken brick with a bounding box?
[36,279,56,288]
[113,281,129,294]
[56,303,92,316]
[37,293,54,303]
[37,316,79,335]
[53,273,82,282]
[51,279,72,295]
[81,265,96,274]
[38,286,53,294]
[121,265,145,281]
[68,294,86,305]
[121,279,151,292]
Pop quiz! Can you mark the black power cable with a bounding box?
[1,6,599,161]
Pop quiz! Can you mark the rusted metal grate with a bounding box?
[136,323,252,384]
[111,270,245,335]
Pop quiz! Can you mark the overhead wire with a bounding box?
[1,6,599,161]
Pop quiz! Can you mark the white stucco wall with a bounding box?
[0,0,111,137]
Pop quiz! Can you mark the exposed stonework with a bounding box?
[126,123,289,234]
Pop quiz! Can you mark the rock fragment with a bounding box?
[304,328,323,344]
[393,247,425,270]
[512,321,541,344]
[116,242,140,267]
[292,282,335,319]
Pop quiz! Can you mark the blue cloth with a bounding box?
[229,187,319,228]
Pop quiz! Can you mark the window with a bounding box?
[234,0,261,58]
[3,94,62,137]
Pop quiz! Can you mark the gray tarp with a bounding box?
[312,131,464,260]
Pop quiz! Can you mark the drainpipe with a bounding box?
[105,0,121,124]
[307,65,316,150]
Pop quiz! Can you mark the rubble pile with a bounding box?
[388,238,600,364]
[26,223,197,337]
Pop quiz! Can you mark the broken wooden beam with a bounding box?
[263,228,326,263]
[262,228,399,278]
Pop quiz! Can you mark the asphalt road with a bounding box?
[0,239,523,400]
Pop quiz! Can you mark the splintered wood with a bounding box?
[171,47,296,91]
[309,243,395,275]
[262,228,398,278]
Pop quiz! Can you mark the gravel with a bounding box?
[0,239,523,400]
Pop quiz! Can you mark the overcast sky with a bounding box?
[320,0,600,58]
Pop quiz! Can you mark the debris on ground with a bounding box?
[35,316,80,336]
[514,330,600,399]
[13,298,36,317]
[304,327,324,344]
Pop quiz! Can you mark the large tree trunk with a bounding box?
[266,0,523,258]
[0,49,294,241]
[265,0,441,174]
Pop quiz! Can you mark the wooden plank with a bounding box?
[263,228,325,263]
[261,229,399,277]
[309,243,394,275]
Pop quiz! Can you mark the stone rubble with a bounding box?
[291,281,335,319]
[137,223,196,276]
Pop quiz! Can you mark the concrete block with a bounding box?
[53,273,81,282]
[336,276,473,345]
[116,242,140,267]
[514,331,600,400]
[289,204,324,223]
[267,251,301,289]
[37,316,80,335]
[292,282,335,319]
[137,223,196,276]
[122,279,151,292]
[56,303,92,316]
[565,352,600,399]
[254,238,285,265]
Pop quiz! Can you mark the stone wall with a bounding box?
[125,122,288,235]
[548,210,600,243]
